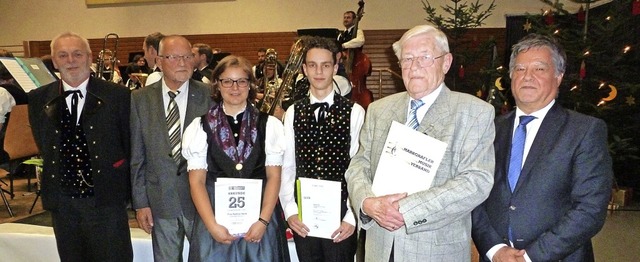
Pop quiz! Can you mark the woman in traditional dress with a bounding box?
[182,55,289,262]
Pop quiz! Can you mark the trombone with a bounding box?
[96,33,119,82]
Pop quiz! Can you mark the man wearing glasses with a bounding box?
[345,24,495,261]
[130,35,212,261]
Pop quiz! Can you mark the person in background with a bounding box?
[125,54,150,90]
[93,49,122,84]
[182,55,290,262]
[280,36,364,262]
[337,10,365,78]
[345,24,495,261]
[191,43,214,83]
[130,35,212,261]
[472,33,613,262]
[252,48,267,79]
[142,32,165,86]
[28,31,132,261]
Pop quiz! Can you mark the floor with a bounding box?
[2,177,639,261]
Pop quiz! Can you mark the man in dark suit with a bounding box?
[131,35,212,261]
[191,43,214,83]
[28,32,133,261]
[472,34,613,262]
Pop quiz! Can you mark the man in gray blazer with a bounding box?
[345,24,495,261]
[131,35,212,261]
[472,34,612,262]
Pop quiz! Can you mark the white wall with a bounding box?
[0,0,594,46]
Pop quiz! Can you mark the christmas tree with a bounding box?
[520,0,640,189]
[422,0,501,104]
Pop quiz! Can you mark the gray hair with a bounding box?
[392,24,450,59]
[509,33,566,77]
[50,32,91,56]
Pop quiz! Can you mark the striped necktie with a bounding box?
[406,99,425,130]
[167,91,182,164]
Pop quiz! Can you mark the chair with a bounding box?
[0,105,39,217]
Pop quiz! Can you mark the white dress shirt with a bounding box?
[280,92,366,226]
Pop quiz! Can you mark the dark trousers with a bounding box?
[293,231,357,262]
[50,197,133,262]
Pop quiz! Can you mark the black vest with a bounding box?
[58,102,94,198]
[293,95,353,218]
[202,112,268,176]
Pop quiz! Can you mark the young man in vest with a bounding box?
[280,36,365,262]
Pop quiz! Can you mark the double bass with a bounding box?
[343,0,373,110]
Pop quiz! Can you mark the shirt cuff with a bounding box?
[487,243,508,261]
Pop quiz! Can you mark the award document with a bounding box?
[214,178,263,236]
[372,121,447,196]
[297,177,341,239]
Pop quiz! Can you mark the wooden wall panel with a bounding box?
[24,28,505,99]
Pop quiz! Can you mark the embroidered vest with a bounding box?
[203,112,268,181]
[58,103,94,198]
[293,94,353,218]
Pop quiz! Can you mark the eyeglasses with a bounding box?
[398,53,447,69]
[159,54,195,62]
[218,78,250,88]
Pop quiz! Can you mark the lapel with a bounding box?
[516,103,566,191]
[184,79,206,123]
[386,92,409,125]
[83,78,105,120]
[149,81,171,146]
[420,86,453,137]
[43,78,105,126]
[496,111,516,192]
[43,80,65,126]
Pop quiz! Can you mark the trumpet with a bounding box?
[96,33,119,82]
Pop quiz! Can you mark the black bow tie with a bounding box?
[311,102,329,124]
[64,90,84,99]
[310,102,329,111]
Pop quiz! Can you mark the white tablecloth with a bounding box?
[0,223,298,262]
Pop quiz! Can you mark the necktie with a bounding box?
[64,90,83,125]
[311,102,329,124]
[507,115,536,192]
[167,91,182,164]
[406,99,425,130]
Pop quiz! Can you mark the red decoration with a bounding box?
[580,60,586,79]
[577,6,585,22]
[633,0,640,15]
[545,12,555,25]
[458,65,465,79]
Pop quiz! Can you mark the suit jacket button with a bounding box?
[413,221,418,226]
[421,219,427,223]
[510,205,516,210]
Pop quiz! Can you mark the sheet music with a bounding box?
[0,58,38,92]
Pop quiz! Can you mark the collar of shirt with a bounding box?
[514,99,555,161]
[162,80,189,101]
[309,91,335,107]
[408,83,443,123]
[62,78,89,96]
[162,80,190,129]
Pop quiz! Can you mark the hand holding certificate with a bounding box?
[297,177,342,239]
[214,178,263,236]
[372,121,447,196]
